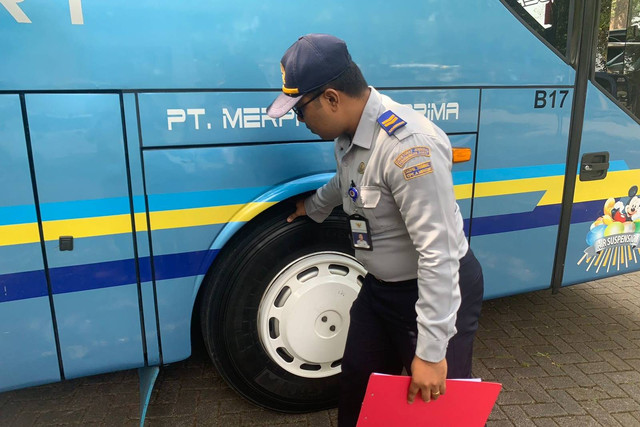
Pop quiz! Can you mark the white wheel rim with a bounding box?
[257,251,366,378]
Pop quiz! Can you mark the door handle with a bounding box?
[580,151,609,181]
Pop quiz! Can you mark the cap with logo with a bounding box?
[267,34,352,118]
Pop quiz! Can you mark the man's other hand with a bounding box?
[407,356,447,404]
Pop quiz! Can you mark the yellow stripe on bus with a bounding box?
[573,170,639,203]
[42,214,133,241]
[0,202,276,247]
[134,212,149,232]
[149,202,276,230]
[474,176,564,205]
[1,170,637,247]
[473,169,639,205]
[0,223,41,247]
[454,183,472,200]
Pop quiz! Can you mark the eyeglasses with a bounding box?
[293,91,323,120]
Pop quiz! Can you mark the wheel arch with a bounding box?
[204,172,334,263]
[189,172,335,342]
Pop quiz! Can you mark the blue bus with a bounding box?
[1,0,639,416]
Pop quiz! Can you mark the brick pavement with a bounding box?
[1,271,640,426]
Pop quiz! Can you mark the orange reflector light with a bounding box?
[452,147,471,163]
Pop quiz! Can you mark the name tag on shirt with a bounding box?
[349,214,373,251]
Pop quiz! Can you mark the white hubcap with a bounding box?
[257,252,366,378]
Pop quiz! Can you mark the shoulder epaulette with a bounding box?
[377,110,406,136]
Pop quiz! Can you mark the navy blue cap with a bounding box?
[267,34,352,118]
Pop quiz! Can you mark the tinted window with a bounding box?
[505,0,572,57]
[595,0,640,120]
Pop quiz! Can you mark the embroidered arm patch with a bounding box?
[403,161,433,180]
[394,146,430,167]
[377,110,406,135]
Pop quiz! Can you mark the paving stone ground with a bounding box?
[2,271,640,426]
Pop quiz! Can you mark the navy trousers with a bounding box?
[337,249,484,427]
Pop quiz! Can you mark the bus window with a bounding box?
[504,0,572,58]
[595,0,640,120]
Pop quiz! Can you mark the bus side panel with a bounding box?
[123,93,161,366]
[471,88,572,299]
[0,0,573,91]
[0,95,60,391]
[142,141,337,362]
[563,83,640,284]
[147,226,224,363]
[139,88,478,362]
[26,94,145,378]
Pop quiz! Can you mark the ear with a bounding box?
[629,185,638,198]
[323,89,341,111]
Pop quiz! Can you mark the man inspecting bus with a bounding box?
[267,33,484,426]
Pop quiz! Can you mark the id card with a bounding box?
[349,214,373,251]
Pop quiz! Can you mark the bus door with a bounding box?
[0,95,60,391]
[563,0,640,285]
[470,1,575,299]
[25,94,146,379]
[472,86,573,299]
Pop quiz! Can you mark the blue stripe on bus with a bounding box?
[40,197,142,221]
[2,187,274,224]
[469,199,606,236]
[469,204,561,236]
[0,250,219,303]
[453,171,473,185]
[153,249,219,281]
[147,187,272,211]
[49,258,138,294]
[0,205,38,226]
[475,160,628,182]
[476,164,565,182]
[50,250,219,294]
[601,160,628,172]
[0,270,48,301]
[570,199,613,224]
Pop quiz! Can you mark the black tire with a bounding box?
[199,202,365,413]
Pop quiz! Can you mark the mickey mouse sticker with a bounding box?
[578,185,640,272]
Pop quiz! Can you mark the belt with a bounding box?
[368,273,417,287]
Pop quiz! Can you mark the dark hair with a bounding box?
[318,61,368,98]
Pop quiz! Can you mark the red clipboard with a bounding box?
[357,374,501,426]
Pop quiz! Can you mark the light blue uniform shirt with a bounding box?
[305,87,468,362]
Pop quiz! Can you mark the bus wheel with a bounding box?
[200,204,366,413]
